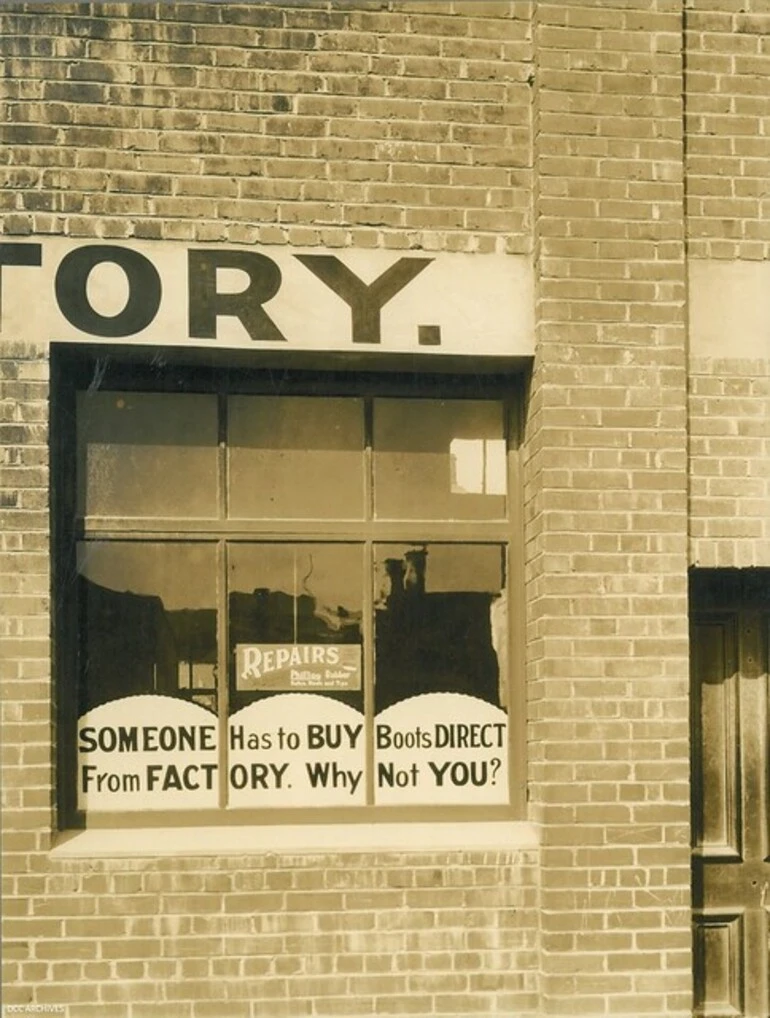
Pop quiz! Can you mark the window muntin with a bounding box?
[64,370,519,822]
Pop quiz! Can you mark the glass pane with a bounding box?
[374,543,507,712]
[76,541,219,812]
[228,543,363,712]
[373,543,509,807]
[77,541,218,714]
[373,399,506,520]
[227,543,365,808]
[228,396,365,519]
[76,391,219,518]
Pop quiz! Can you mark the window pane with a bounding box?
[374,543,506,712]
[76,542,219,812]
[373,399,506,520]
[228,543,363,712]
[374,543,509,806]
[228,397,365,519]
[77,542,218,713]
[77,392,219,518]
[228,543,365,808]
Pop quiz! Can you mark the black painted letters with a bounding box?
[1,242,442,348]
[188,249,287,343]
[0,243,42,324]
[295,255,435,344]
[55,245,162,337]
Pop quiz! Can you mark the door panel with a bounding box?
[691,571,770,1018]
[692,618,741,859]
[693,912,745,1016]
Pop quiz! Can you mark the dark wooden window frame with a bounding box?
[51,343,527,830]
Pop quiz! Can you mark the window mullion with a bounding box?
[363,540,375,806]
[217,393,229,809]
[77,521,511,542]
[364,397,375,806]
[218,390,228,521]
[507,397,527,815]
[217,539,229,809]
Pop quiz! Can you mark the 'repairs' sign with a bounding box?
[236,643,362,692]
[0,239,534,358]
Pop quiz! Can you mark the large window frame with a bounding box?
[52,345,527,829]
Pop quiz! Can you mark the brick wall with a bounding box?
[527,2,692,1014]
[689,358,770,568]
[0,4,543,1017]
[0,342,56,994]
[0,0,532,253]
[0,341,52,842]
[685,3,770,570]
[4,0,767,1015]
[685,0,770,262]
[2,849,539,1016]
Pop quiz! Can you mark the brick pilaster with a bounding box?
[528,3,692,1014]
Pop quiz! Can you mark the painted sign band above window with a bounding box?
[0,239,533,357]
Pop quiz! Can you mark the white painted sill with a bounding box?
[49,821,539,858]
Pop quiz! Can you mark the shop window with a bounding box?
[54,354,523,825]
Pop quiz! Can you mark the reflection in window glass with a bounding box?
[76,392,219,518]
[374,543,506,712]
[228,397,365,519]
[76,542,218,713]
[228,543,363,712]
[373,399,506,520]
[449,438,506,495]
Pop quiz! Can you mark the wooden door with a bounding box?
[691,571,770,1018]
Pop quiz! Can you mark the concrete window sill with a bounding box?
[49,821,539,858]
